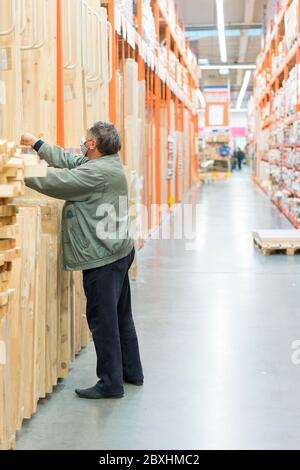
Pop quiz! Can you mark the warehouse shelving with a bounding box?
[105,0,199,232]
[250,0,300,228]
[0,0,200,450]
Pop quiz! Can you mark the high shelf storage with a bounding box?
[106,0,199,238]
[0,0,199,450]
[250,0,300,227]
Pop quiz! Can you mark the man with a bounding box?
[21,121,144,399]
[236,147,245,171]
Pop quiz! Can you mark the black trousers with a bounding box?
[82,248,143,394]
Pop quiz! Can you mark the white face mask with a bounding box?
[80,136,89,156]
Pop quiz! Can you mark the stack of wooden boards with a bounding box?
[0,0,110,145]
[0,141,89,450]
[63,0,110,146]
[123,59,147,252]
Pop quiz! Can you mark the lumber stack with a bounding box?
[21,0,57,143]
[0,0,23,141]
[123,59,147,250]
[0,141,89,450]
[63,0,110,146]
[0,140,47,450]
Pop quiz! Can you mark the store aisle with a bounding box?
[16,175,300,450]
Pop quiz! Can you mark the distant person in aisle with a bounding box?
[231,150,237,171]
[236,147,245,171]
[20,121,144,400]
[233,147,245,171]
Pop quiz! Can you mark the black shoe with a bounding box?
[75,385,124,399]
[124,378,144,386]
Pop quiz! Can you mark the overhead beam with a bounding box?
[185,22,262,32]
[236,0,256,86]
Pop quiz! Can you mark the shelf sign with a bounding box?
[204,86,229,127]
[167,134,176,180]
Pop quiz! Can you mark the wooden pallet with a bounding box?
[253,235,300,255]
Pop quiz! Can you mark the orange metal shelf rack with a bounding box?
[253,0,300,228]
[55,0,200,233]
[105,0,199,230]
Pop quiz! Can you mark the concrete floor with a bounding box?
[16,173,300,450]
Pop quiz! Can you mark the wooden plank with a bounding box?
[63,0,85,146]
[0,205,17,217]
[99,6,109,122]
[3,247,21,262]
[9,213,23,431]
[21,0,57,143]
[37,235,49,399]
[0,0,23,142]
[45,238,53,394]
[253,229,300,244]
[0,184,18,198]
[70,273,76,362]
[0,314,13,450]
[0,223,19,239]
[124,59,139,118]
[46,205,59,387]
[59,271,70,378]
[19,207,39,419]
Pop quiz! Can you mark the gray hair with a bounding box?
[90,121,122,155]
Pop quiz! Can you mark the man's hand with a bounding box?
[20,132,39,148]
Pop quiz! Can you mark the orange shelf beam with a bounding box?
[56,0,65,146]
[107,0,117,125]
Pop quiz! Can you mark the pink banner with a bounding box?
[231,127,246,137]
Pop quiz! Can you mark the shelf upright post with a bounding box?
[136,0,145,81]
[153,0,161,222]
[188,75,193,189]
[149,65,154,229]
[284,22,288,170]
[174,42,180,203]
[121,35,126,164]
[57,0,65,146]
[146,64,151,229]
[107,0,117,125]
[166,25,172,205]
[297,0,300,113]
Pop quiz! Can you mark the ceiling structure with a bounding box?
[175,0,266,109]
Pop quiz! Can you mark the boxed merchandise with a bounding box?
[286,149,300,168]
[285,0,298,50]
[271,39,285,75]
[216,132,230,143]
[203,145,218,160]
[142,0,157,49]
[272,88,284,120]
[285,64,298,117]
[268,149,281,165]
[115,0,134,24]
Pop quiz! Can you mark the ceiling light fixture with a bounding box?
[219,68,229,75]
[200,64,256,70]
[216,0,227,63]
[236,71,252,109]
